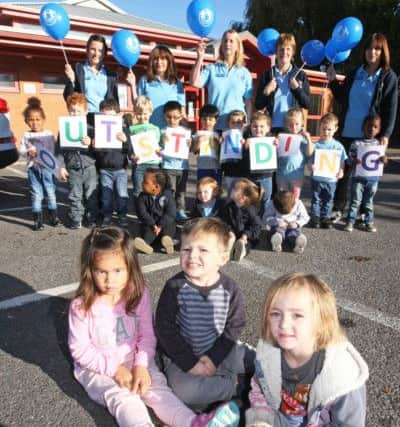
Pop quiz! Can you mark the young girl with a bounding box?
[245,272,369,427]
[19,97,60,231]
[219,178,263,262]
[134,168,176,255]
[68,226,240,427]
[191,176,224,218]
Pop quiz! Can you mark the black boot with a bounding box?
[48,209,61,227]
[33,212,44,231]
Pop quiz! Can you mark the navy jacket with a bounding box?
[136,188,176,228]
[190,197,225,219]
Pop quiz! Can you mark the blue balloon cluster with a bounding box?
[111,30,141,68]
[187,0,216,37]
[301,40,325,67]
[39,3,70,41]
[257,28,279,56]
[331,17,363,51]
[325,39,351,64]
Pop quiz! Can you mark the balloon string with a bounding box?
[292,62,305,80]
[59,40,69,65]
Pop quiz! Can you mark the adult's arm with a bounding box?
[255,70,272,111]
[190,40,206,88]
[379,69,398,139]
[63,63,82,101]
[291,70,310,109]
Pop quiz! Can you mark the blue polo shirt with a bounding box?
[272,65,294,128]
[137,76,185,129]
[83,62,107,113]
[342,66,381,138]
[200,62,253,130]
[277,134,308,181]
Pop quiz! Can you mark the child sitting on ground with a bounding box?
[263,190,309,254]
[191,176,224,218]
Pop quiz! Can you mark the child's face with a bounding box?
[319,121,338,141]
[269,287,317,361]
[287,116,303,134]
[230,185,248,207]
[200,116,217,131]
[101,108,117,116]
[228,116,244,130]
[92,249,128,304]
[26,111,44,132]
[197,184,215,204]
[68,103,87,116]
[142,173,161,196]
[364,118,381,139]
[135,108,151,124]
[165,109,182,127]
[180,232,228,286]
[250,119,270,137]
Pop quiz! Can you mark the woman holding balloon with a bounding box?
[255,33,311,133]
[63,34,119,113]
[327,32,398,219]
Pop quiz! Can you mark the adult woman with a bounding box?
[190,29,253,130]
[64,34,119,113]
[127,45,185,128]
[327,33,398,220]
[255,33,310,133]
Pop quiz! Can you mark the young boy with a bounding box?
[129,96,161,199]
[155,217,255,406]
[344,114,386,233]
[310,113,347,229]
[95,99,131,227]
[160,100,191,221]
[190,176,224,218]
[57,93,98,229]
[191,104,221,183]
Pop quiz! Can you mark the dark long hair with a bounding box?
[146,45,178,84]
[363,33,390,71]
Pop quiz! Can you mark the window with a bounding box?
[40,75,66,93]
[0,72,19,92]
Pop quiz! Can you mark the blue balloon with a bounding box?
[332,17,363,51]
[325,39,351,64]
[111,30,141,68]
[301,40,325,66]
[39,3,70,41]
[257,28,280,56]
[187,0,216,37]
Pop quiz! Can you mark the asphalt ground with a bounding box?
[0,153,399,427]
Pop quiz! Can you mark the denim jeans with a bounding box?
[132,163,159,198]
[27,166,57,213]
[253,176,273,219]
[163,169,188,211]
[99,168,128,221]
[270,226,301,250]
[311,180,336,219]
[347,180,378,224]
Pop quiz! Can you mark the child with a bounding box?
[160,100,191,221]
[129,96,161,199]
[309,113,347,229]
[263,190,309,254]
[221,110,247,193]
[242,111,275,217]
[245,272,368,427]
[191,104,221,183]
[276,108,314,199]
[344,114,385,233]
[134,168,176,255]
[68,226,240,427]
[19,97,60,230]
[57,93,98,229]
[155,217,255,407]
[191,176,224,218]
[219,178,263,262]
[95,99,131,227]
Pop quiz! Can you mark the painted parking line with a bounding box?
[0,257,180,311]
[240,259,400,333]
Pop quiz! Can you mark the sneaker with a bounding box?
[191,401,240,427]
[102,217,112,226]
[321,218,333,229]
[309,217,320,229]
[331,210,342,224]
[69,221,82,230]
[343,222,353,232]
[232,240,246,261]
[366,223,377,232]
[176,209,189,222]
[134,237,154,254]
[161,235,174,255]
[270,232,283,252]
[293,234,307,254]
[33,213,44,231]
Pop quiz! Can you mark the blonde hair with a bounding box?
[218,30,245,67]
[261,272,346,351]
[250,111,272,127]
[233,178,264,206]
[134,95,153,113]
[276,33,296,56]
[320,112,339,127]
[197,176,223,197]
[285,108,304,127]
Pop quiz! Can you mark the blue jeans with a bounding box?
[311,180,336,219]
[347,180,378,224]
[132,163,159,198]
[27,166,57,213]
[270,226,301,250]
[253,176,272,219]
[100,169,128,221]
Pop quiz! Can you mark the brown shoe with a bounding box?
[134,238,153,254]
[161,235,174,255]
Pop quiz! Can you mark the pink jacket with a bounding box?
[68,287,156,377]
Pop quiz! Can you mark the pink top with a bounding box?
[68,287,156,377]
